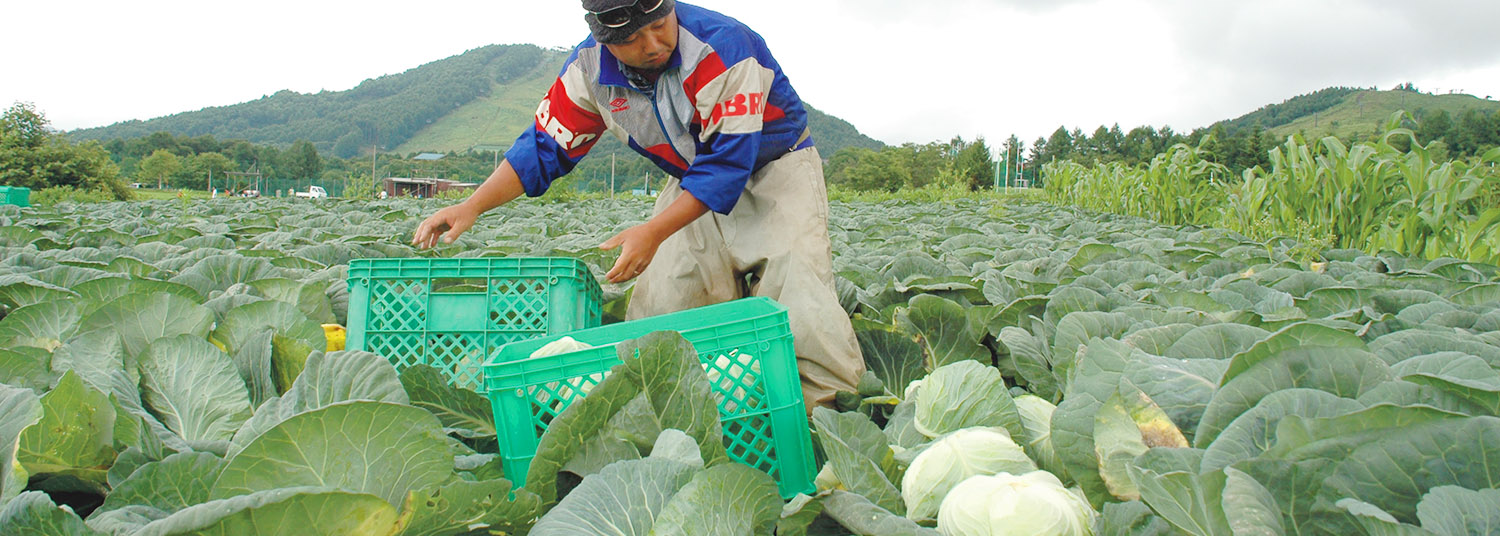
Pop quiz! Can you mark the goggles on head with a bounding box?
[591,0,667,28]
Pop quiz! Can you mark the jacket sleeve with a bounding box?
[505,59,606,198]
[679,50,777,214]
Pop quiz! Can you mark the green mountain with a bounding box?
[68,44,885,159]
[1217,86,1500,140]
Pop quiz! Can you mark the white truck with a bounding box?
[293,186,328,199]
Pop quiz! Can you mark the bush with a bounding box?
[434,188,472,202]
[828,182,1038,204]
[2,102,132,200]
[30,185,117,207]
[344,174,380,200]
[537,179,614,204]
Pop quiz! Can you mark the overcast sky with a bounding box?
[4,0,1498,149]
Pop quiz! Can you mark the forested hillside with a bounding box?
[71,45,552,158]
[1216,85,1500,142]
[68,44,884,160]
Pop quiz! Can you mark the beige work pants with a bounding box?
[626,146,865,410]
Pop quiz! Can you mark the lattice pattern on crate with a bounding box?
[725,415,778,477]
[527,372,607,434]
[366,333,424,369]
[365,333,489,391]
[485,332,543,358]
[368,279,427,332]
[490,278,549,331]
[703,349,766,416]
[519,348,781,475]
[428,333,487,392]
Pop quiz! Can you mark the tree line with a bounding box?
[1412,107,1500,159]
[8,99,888,201]
[12,85,1494,202]
[816,117,1286,194]
[113,133,325,192]
[824,137,997,193]
[822,99,1499,194]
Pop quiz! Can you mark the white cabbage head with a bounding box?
[912,360,1014,439]
[528,336,600,409]
[936,470,1097,536]
[904,378,924,400]
[1013,394,1062,475]
[902,427,1036,522]
[529,335,593,358]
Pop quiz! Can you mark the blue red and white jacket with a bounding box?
[504,2,812,214]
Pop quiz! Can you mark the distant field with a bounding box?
[394,58,559,154]
[130,188,211,200]
[130,188,314,201]
[1267,90,1500,140]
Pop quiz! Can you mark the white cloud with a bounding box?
[2,0,1496,150]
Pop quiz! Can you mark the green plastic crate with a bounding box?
[0,186,29,208]
[345,257,602,393]
[483,297,815,499]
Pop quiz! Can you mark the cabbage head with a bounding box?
[530,336,593,358]
[937,470,1097,536]
[1013,395,1062,475]
[902,427,1036,522]
[912,360,1022,440]
[529,336,600,407]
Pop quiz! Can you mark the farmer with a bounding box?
[411,0,864,409]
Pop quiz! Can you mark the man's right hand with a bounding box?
[409,159,526,250]
[412,203,480,249]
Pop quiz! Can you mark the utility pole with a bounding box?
[1007,144,1014,191]
[1006,143,1013,192]
[993,146,1001,191]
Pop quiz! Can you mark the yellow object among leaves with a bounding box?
[323,324,347,352]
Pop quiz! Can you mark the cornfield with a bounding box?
[1045,113,1500,265]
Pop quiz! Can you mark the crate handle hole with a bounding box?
[431,278,488,293]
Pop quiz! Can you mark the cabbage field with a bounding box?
[3,195,1500,535]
